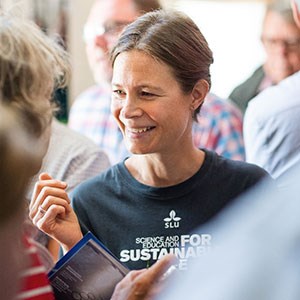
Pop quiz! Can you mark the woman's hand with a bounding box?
[29,172,83,252]
[111,254,177,300]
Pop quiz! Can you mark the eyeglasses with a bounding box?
[83,21,130,44]
[261,36,300,52]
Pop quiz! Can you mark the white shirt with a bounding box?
[243,71,300,186]
[27,119,110,198]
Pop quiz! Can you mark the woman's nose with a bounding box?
[120,97,143,119]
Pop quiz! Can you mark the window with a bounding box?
[168,0,266,99]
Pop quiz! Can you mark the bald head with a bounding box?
[86,0,162,41]
[87,0,139,28]
[84,0,162,85]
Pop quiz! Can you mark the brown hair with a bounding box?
[0,104,42,224]
[111,9,213,117]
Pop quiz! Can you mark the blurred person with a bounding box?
[159,168,300,300]
[7,2,110,260]
[0,8,72,298]
[30,9,269,283]
[244,0,300,189]
[68,0,245,164]
[243,69,300,185]
[0,11,108,299]
[1,106,56,300]
[0,104,49,300]
[229,0,300,114]
[0,4,110,207]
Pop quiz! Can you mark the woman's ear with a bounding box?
[191,79,209,110]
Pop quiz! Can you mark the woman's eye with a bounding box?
[141,91,154,97]
[113,90,125,96]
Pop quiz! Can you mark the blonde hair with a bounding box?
[0,10,70,138]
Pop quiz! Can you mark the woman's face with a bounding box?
[111,50,195,155]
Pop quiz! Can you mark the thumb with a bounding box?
[39,172,52,180]
[148,254,177,281]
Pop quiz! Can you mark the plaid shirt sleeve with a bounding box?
[193,93,245,161]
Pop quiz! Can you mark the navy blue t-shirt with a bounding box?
[71,149,270,270]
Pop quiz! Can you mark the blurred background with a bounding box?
[0,0,268,122]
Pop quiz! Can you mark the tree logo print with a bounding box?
[164,210,181,229]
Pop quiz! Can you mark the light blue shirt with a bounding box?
[244,71,300,186]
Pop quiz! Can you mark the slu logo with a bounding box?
[164,210,181,229]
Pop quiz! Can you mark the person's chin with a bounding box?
[126,143,149,155]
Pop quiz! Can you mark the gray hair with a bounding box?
[266,0,296,24]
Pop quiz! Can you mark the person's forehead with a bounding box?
[263,11,298,31]
[262,11,300,39]
[112,50,175,84]
[87,0,138,25]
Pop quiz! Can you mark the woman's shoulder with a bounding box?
[203,150,273,200]
[204,149,270,181]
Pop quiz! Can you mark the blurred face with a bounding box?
[37,92,52,161]
[84,0,139,85]
[111,50,195,155]
[39,120,51,157]
[0,212,26,300]
[261,10,300,83]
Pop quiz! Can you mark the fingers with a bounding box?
[38,205,47,215]
[28,173,83,251]
[125,254,176,286]
[29,172,68,217]
[29,186,70,219]
[31,172,67,205]
[32,203,69,232]
[145,254,177,282]
[39,172,52,181]
[34,196,71,217]
[29,172,71,237]
[132,254,177,298]
[111,254,177,300]
[31,195,71,228]
[137,254,177,283]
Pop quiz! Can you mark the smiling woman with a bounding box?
[30,10,271,281]
[111,50,208,156]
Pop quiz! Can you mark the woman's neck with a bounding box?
[125,148,205,187]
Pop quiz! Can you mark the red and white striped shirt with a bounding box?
[17,236,55,300]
